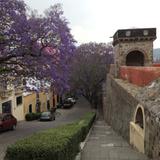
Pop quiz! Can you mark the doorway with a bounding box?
[126,51,144,66]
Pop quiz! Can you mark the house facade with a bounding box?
[23,90,55,116]
[0,78,24,121]
[0,77,57,121]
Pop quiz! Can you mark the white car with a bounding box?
[67,97,76,104]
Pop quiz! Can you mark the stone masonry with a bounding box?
[104,28,160,159]
[104,75,160,159]
[113,28,156,77]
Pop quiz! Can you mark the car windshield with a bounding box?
[41,112,50,116]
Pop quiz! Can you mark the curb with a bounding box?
[75,112,97,160]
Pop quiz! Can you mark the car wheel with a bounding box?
[12,125,16,130]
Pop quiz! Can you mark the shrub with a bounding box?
[6,112,96,160]
[25,113,41,121]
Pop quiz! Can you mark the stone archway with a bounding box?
[126,50,144,66]
[130,104,145,153]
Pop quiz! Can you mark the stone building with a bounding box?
[113,28,156,77]
[104,28,160,159]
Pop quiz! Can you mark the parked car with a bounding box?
[67,97,76,104]
[63,99,73,109]
[0,113,17,132]
[56,103,64,108]
[40,112,55,121]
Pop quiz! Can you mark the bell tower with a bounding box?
[113,28,156,77]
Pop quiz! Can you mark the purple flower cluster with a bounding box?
[0,1,76,93]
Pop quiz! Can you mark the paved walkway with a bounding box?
[81,118,149,160]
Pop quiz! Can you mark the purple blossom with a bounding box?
[0,1,76,93]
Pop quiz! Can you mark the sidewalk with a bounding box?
[81,118,149,160]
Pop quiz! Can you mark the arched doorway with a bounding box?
[135,107,144,129]
[29,104,32,113]
[126,51,144,66]
[130,105,145,153]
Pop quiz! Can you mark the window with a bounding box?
[2,101,12,113]
[125,31,131,37]
[143,30,148,36]
[16,96,22,106]
[29,104,32,113]
[47,100,50,110]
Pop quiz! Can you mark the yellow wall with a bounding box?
[23,92,36,115]
[54,94,57,107]
[23,91,54,114]
[1,89,55,120]
[49,91,53,108]
[39,91,54,111]
[0,91,24,121]
[13,94,24,121]
[39,92,47,112]
[130,122,144,153]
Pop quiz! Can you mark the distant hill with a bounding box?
[153,48,160,62]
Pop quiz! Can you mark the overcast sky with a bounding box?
[24,0,160,48]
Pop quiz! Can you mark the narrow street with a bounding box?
[0,97,92,160]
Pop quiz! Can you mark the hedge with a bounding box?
[5,112,96,160]
[25,113,41,121]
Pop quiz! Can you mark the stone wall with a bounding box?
[103,75,139,140]
[104,75,160,159]
[136,78,160,158]
[144,109,160,158]
[114,41,153,77]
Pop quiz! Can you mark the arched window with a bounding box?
[135,107,144,129]
[126,51,144,66]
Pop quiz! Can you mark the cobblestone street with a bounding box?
[0,97,92,160]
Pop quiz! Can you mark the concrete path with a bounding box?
[81,118,149,160]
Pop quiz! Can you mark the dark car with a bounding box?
[67,97,76,104]
[40,112,55,121]
[56,103,64,108]
[0,113,17,131]
[63,99,73,109]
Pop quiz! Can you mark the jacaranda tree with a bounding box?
[70,42,113,108]
[0,0,76,93]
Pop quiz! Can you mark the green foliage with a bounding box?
[25,113,41,121]
[0,67,11,74]
[6,112,96,160]
[70,42,113,108]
